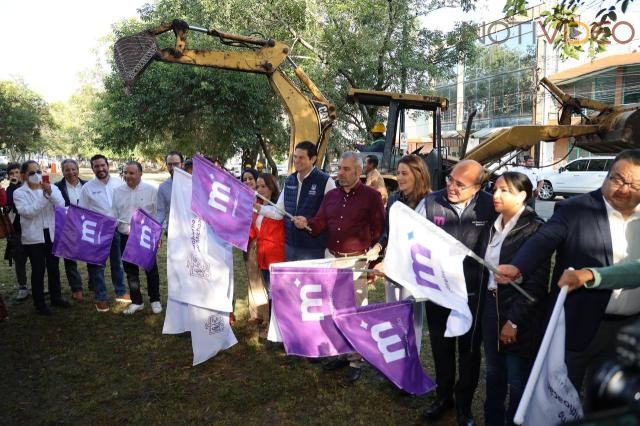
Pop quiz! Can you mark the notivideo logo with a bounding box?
[478,19,636,46]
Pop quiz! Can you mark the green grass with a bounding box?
[0,240,485,425]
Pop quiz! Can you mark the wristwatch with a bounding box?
[508,321,517,329]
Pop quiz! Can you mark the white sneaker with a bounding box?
[151,301,163,314]
[16,288,29,300]
[123,303,144,316]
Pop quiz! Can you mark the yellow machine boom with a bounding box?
[114,19,336,170]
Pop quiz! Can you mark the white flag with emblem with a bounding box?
[188,304,238,366]
[384,202,472,337]
[514,286,583,425]
[167,168,234,312]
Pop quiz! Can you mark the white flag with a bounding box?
[267,257,335,343]
[385,202,472,337]
[187,304,237,366]
[162,297,188,334]
[514,287,583,425]
[167,168,234,312]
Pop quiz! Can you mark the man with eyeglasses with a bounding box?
[497,149,640,393]
[156,151,183,230]
[421,160,497,426]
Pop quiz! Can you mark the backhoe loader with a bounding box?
[113,19,336,172]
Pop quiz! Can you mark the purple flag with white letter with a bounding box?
[122,209,162,271]
[333,300,436,395]
[52,206,67,257]
[271,266,356,357]
[55,205,117,265]
[191,155,255,251]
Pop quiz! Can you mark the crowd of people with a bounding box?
[1,144,639,426]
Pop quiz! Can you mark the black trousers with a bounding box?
[23,229,61,309]
[63,259,84,292]
[119,233,160,305]
[425,296,482,410]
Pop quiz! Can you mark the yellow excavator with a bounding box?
[463,77,640,165]
[113,19,336,172]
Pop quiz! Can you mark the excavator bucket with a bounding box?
[113,31,159,88]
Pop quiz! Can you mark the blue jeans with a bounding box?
[284,244,325,261]
[88,232,126,302]
[482,294,533,426]
[261,269,271,299]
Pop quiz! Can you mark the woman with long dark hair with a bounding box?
[478,171,550,426]
[250,173,285,338]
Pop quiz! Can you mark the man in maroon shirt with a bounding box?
[293,151,385,382]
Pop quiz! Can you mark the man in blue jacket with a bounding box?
[422,160,497,426]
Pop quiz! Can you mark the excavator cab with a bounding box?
[346,89,450,190]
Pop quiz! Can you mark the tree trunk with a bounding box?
[257,133,278,176]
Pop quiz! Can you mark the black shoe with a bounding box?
[322,358,350,371]
[345,366,362,383]
[422,397,454,420]
[36,306,53,316]
[456,407,475,426]
[51,299,71,308]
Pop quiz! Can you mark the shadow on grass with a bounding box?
[0,241,485,425]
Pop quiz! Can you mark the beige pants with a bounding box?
[245,239,269,323]
[325,249,367,367]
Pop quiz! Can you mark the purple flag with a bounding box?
[122,209,162,271]
[52,206,67,257]
[54,205,117,265]
[333,301,436,395]
[271,267,356,357]
[191,155,255,251]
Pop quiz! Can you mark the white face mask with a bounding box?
[28,173,42,185]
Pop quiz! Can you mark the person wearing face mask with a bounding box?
[4,163,28,301]
[54,159,88,301]
[13,160,67,315]
[242,167,268,326]
[476,172,550,426]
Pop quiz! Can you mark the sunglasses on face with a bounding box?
[28,170,43,176]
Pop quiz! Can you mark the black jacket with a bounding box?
[377,191,414,250]
[510,190,614,352]
[476,207,551,358]
[54,178,87,207]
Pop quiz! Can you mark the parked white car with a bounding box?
[539,156,615,201]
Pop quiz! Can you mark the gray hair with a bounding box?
[340,151,363,169]
[61,158,79,169]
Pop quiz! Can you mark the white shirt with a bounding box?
[13,184,65,245]
[512,166,541,188]
[79,175,123,216]
[260,167,336,220]
[112,181,158,235]
[484,207,525,291]
[603,198,640,315]
[65,180,83,206]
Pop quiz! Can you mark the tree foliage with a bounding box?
[0,80,51,161]
[95,0,478,161]
[503,0,636,59]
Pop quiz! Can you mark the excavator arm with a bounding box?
[114,19,336,170]
[463,77,640,164]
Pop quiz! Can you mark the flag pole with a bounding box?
[255,192,312,232]
[466,251,535,302]
[513,286,569,424]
